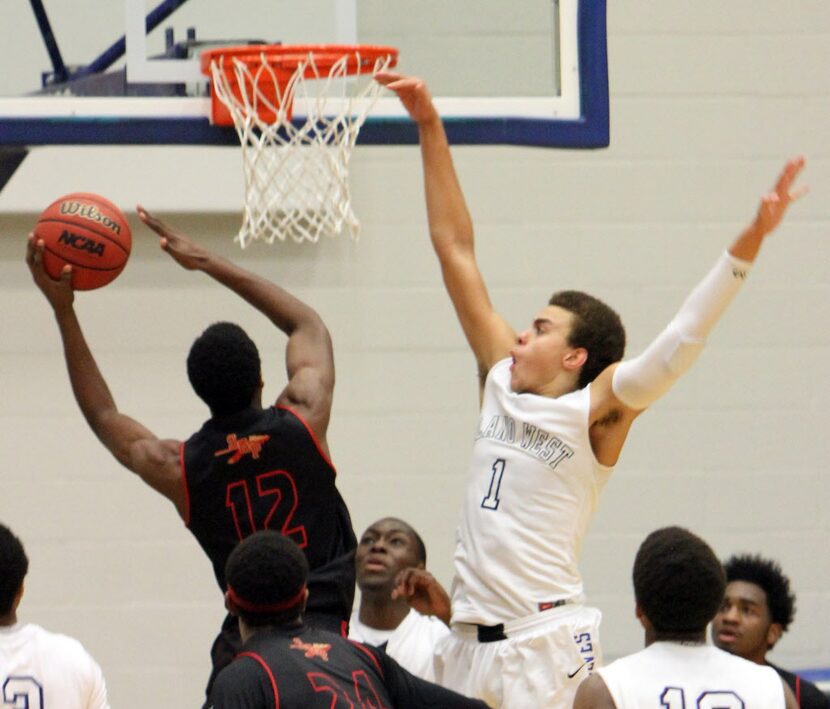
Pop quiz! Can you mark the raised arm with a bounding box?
[137,208,335,445]
[26,235,185,516]
[376,72,515,384]
[588,157,808,465]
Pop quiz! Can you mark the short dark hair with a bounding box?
[548,291,625,389]
[225,531,309,627]
[723,554,795,631]
[633,526,725,637]
[0,523,28,616]
[187,322,261,416]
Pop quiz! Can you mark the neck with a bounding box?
[535,372,581,399]
[0,612,17,626]
[358,589,411,631]
[239,617,302,643]
[747,649,769,665]
[648,628,707,646]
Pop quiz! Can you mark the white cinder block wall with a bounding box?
[0,2,828,706]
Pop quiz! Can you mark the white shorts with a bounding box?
[434,604,602,709]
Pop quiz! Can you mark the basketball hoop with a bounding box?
[200,44,398,247]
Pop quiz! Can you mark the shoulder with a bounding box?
[212,654,273,704]
[574,672,616,709]
[768,665,830,708]
[26,624,103,673]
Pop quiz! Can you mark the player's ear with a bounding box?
[766,622,783,649]
[563,347,588,372]
[224,591,239,617]
[634,603,648,629]
[12,582,24,611]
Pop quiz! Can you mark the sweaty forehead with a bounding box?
[724,580,768,607]
[535,305,575,327]
[365,518,415,539]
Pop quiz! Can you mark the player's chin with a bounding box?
[358,569,392,586]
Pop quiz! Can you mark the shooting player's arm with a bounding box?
[139,207,335,446]
[27,235,185,514]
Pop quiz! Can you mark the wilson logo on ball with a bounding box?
[59,201,123,235]
[58,230,106,257]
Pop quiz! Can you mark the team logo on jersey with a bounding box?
[214,433,271,464]
[290,637,331,661]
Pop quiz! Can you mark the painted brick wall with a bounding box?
[0,2,828,706]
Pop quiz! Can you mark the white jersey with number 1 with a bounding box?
[598,642,785,709]
[450,357,614,626]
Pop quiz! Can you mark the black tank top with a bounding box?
[182,405,356,622]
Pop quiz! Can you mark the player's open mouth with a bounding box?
[363,559,387,572]
[716,630,737,643]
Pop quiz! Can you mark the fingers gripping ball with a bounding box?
[34,192,131,290]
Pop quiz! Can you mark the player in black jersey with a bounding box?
[208,530,487,709]
[26,208,357,703]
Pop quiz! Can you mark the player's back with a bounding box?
[598,641,785,708]
[0,622,109,708]
[209,624,488,708]
[183,405,357,619]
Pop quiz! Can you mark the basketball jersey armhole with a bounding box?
[347,640,385,678]
[237,651,280,707]
[276,405,337,473]
[583,384,616,475]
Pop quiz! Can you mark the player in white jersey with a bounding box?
[575,526,796,709]
[375,71,807,709]
[349,517,451,681]
[0,523,110,709]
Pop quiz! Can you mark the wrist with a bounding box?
[417,112,443,132]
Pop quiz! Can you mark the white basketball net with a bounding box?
[209,49,395,247]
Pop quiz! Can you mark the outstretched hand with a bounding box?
[753,156,808,236]
[391,567,452,626]
[26,233,74,311]
[375,71,440,126]
[137,204,209,270]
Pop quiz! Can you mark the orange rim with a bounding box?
[200,43,398,76]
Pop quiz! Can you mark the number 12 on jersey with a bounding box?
[481,459,506,511]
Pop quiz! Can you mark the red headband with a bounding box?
[226,584,306,614]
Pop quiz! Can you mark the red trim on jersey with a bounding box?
[276,405,336,473]
[239,651,280,708]
[227,584,307,614]
[340,620,348,638]
[348,640,385,678]
[179,441,191,526]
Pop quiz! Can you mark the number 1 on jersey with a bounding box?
[481,458,506,511]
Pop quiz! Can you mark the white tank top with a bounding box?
[0,622,110,709]
[598,642,785,709]
[451,358,613,625]
[349,609,450,682]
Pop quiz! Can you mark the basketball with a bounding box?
[34,192,132,290]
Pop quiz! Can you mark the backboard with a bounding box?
[0,0,608,149]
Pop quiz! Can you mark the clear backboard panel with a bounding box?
[0,0,608,149]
